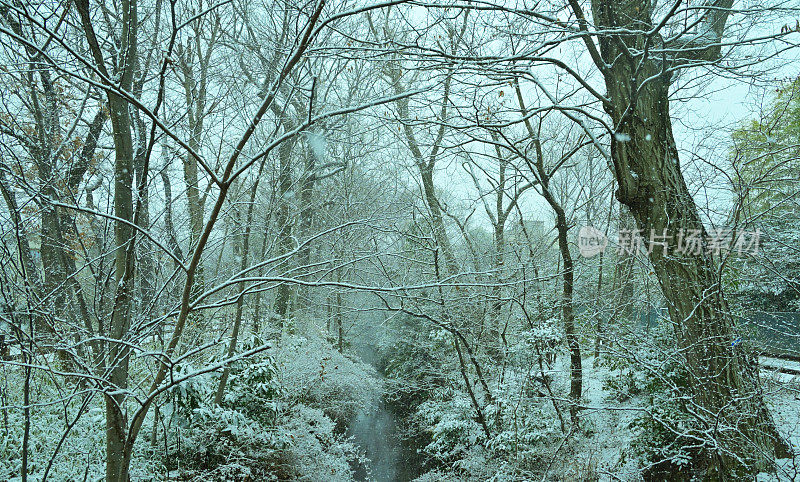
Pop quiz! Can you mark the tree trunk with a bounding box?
[77,0,138,478]
[418,165,458,274]
[488,218,505,354]
[178,34,213,326]
[133,109,153,313]
[538,174,582,425]
[374,10,464,277]
[251,188,278,335]
[589,0,789,473]
[336,292,343,353]
[272,135,295,329]
[215,179,260,404]
[298,149,315,269]
[31,66,65,339]
[390,71,459,276]
[295,148,316,318]
[0,172,42,296]
[335,269,343,352]
[104,92,136,482]
[515,85,582,421]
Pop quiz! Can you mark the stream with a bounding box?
[347,331,422,481]
[348,398,405,481]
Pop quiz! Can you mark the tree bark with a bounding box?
[215,175,262,404]
[586,0,790,474]
[272,133,296,328]
[532,141,583,425]
[77,0,138,478]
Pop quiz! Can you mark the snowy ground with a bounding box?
[760,367,800,481]
[560,357,800,481]
[556,357,643,481]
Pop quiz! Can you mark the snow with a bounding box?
[306,131,327,161]
[572,357,642,479]
[758,373,800,480]
[2,1,799,480]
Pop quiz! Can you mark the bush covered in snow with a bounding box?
[618,325,701,479]
[163,333,379,480]
[273,334,381,425]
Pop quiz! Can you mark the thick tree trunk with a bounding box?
[104,95,136,482]
[104,90,136,482]
[589,0,789,474]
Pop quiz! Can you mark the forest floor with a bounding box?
[759,369,800,481]
[342,348,800,481]
[553,356,800,481]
